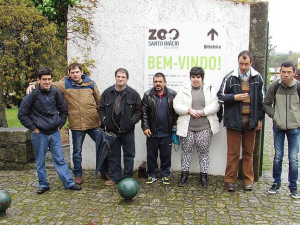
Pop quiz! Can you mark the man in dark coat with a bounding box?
[18,68,81,194]
[141,72,177,185]
[217,50,264,192]
[99,68,141,186]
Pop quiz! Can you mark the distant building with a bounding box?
[269,67,280,81]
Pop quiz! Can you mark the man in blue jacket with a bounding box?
[217,50,264,192]
[18,68,81,194]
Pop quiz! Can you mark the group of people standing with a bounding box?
[18,50,300,199]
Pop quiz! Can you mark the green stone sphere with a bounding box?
[0,190,11,214]
[118,178,139,200]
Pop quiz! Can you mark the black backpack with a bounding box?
[32,86,59,104]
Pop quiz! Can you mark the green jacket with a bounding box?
[263,78,300,130]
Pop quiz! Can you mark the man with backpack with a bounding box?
[263,61,300,199]
[18,68,81,194]
[26,63,110,185]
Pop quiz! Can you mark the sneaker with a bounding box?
[104,180,116,186]
[162,177,170,185]
[268,183,280,194]
[146,177,157,184]
[37,187,49,194]
[290,189,300,199]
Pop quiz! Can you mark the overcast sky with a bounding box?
[268,0,300,54]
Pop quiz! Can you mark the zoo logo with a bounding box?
[148,29,180,41]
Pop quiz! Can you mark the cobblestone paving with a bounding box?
[0,117,300,224]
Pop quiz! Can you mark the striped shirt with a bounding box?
[240,77,251,124]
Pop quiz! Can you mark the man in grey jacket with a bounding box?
[263,61,300,199]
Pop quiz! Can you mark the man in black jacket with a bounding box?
[217,51,264,192]
[141,73,177,185]
[99,68,141,186]
[18,68,81,194]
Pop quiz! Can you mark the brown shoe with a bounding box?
[225,182,234,192]
[104,180,116,186]
[244,183,253,191]
[101,174,111,181]
[74,176,83,185]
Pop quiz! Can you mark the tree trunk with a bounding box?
[0,76,8,127]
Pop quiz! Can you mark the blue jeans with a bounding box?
[272,125,300,189]
[31,130,75,189]
[108,131,135,182]
[71,128,109,176]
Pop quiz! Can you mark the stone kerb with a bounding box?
[0,128,34,170]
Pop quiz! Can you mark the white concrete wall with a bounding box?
[68,0,251,175]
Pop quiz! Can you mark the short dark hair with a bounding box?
[153,72,166,82]
[190,67,205,81]
[37,67,53,79]
[281,61,295,72]
[115,68,129,79]
[68,63,82,73]
[238,50,253,62]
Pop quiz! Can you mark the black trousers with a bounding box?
[146,136,172,178]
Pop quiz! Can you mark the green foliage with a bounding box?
[269,51,300,68]
[31,0,81,39]
[30,0,97,71]
[5,108,23,127]
[0,0,67,107]
[31,0,96,40]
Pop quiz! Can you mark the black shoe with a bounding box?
[244,183,253,191]
[290,188,300,199]
[37,187,49,194]
[268,183,280,194]
[68,184,82,191]
[178,171,189,187]
[200,172,208,187]
[225,182,235,192]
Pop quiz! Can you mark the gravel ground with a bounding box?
[0,117,299,225]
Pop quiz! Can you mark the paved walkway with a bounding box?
[0,117,299,225]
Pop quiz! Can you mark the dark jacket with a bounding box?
[30,74,101,130]
[141,87,178,136]
[99,85,141,134]
[217,67,264,130]
[18,85,68,135]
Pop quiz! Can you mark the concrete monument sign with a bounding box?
[67,0,268,175]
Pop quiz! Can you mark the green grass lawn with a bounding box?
[5,108,23,127]
[5,108,70,144]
